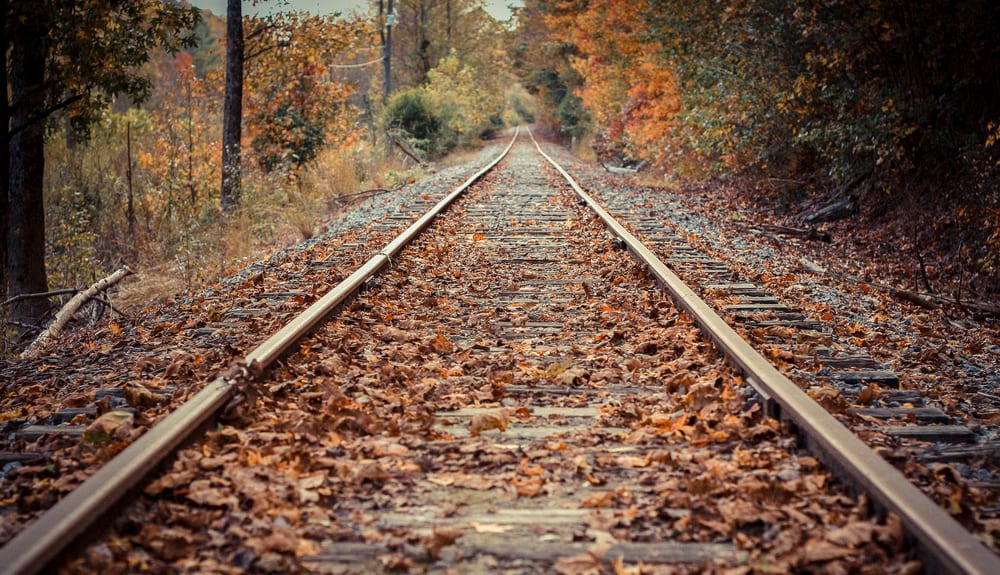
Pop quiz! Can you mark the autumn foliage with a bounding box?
[542,0,680,165]
[29,2,518,334]
[42,10,376,294]
[518,0,1000,291]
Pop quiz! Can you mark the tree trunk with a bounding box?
[382,0,393,104]
[7,17,50,336]
[0,0,9,304]
[417,0,430,84]
[220,0,243,214]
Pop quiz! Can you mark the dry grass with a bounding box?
[572,133,598,162]
[114,267,187,311]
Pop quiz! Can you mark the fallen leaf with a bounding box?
[512,476,545,497]
[825,521,876,547]
[469,411,508,436]
[582,491,615,508]
[803,538,854,562]
[429,332,454,354]
[83,410,134,444]
[355,461,391,485]
[553,543,609,575]
[124,382,161,408]
[470,522,511,534]
[144,526,194,561]
[378,553,413,569]
[423,526,463,559]
[616,454,651,468]
[295,538,321,558]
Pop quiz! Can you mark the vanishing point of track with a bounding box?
[1,129,997,573]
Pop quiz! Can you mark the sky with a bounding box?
[190,1,522,21]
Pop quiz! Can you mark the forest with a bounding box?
[1,0,998,353]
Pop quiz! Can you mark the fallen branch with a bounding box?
[601,164,638,176]
[21,266,134,359]
[95,292,127,317]
[2,288,78,306]
[937,295,1000,317]
[887,287,940,310]
[392,137,426,165]
[799,258,940,311]
[330,184,406,206]
[760,224,832,243]
[804,196,855,223]
[798,257,828,275]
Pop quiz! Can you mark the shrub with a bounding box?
[383,87,456,157]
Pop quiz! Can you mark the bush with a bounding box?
[383,87,457,157]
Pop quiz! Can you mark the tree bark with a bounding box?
[417,0,431,83]
[0,0,9,304]
[220,0,243,213]
[7,16,50,335]
[382,0,394,103]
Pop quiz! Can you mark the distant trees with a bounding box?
[376,0,510,155]
[245,12,365,173]
[2,1,199,338]
[382,0,489,88]
[516,0,1000,287]
[522,0,1000,204]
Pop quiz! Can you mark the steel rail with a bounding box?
[0,129,520,575]
[529,129,998,575]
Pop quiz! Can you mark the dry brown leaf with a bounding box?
[374,325,411,342]
[295,538,321,558]
[423,526,463,559]
[428,472,498,490]
[825,521,875,547]
[582,491,615,508]
[124,382,161,408]
[377,552,413,570]
[469,411,508,436]
[144,526,194,561]
[768,524,804,556]
[855,386,880,406]
[470,522,511,534]
[555,542,611,575]
[199,454,237,470]
[615,454,651,468]
[558,366,589,385]
[808,385,848,411]
[299,471,327,490]
[802,538,854,562]
[83,410,134,444]
[429,332,454,354]
[716,498,760,526]
[184,479,240,509]
[355,461,392,485]
[512,476,545,497]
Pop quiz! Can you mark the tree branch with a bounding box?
[2,288,78,306]
[20,266,134,359]
[245,41,289,62]
[8,93,86,138]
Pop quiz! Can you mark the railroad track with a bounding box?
[0,129,997,573]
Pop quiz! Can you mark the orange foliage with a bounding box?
[544,0,680,164]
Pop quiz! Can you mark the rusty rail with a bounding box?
[0,129,519,575]
[529,128,998,575]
